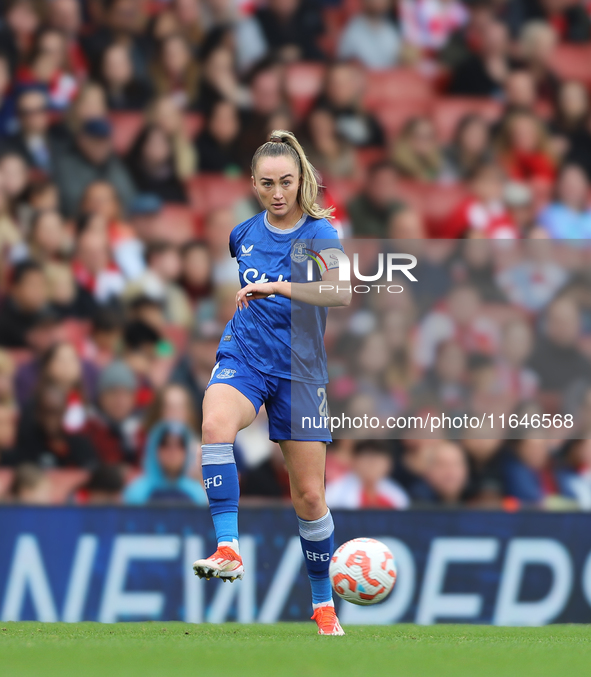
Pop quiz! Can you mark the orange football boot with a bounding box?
[193,545,244,582]
[311,606,345,636]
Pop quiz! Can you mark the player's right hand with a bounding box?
[236,282,278,310]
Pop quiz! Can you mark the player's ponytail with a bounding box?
[251,130,335,220]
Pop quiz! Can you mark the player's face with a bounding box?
[252,156,301,222]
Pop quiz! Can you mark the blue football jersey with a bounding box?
[219,210,343,384]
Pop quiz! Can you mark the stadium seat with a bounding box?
[286,62,326,119]
[324,177,364,212]
[363,68,434,111]
[355,147,387,170]
[109,112,144,154]
[155,205,197,243]
[343,0,364,19]
[320,8,348,57]
[433,98,504,143]
[145,1,165,15]
[373,100,431,140]
[187,174,253,216]
[551,44,591,84]
[396,180,469,235]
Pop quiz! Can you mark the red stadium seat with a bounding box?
[324,177,363,212]
[396,180,469,235]
[551,44,591,84]
[363,68,434,111]
[109,112,144,154]
[373,100,431,140]
[355,147,387,170]
[433,97,503,143]
[343,0,363,19]
[145,1,165,15]
[286,62,326,119]
[187,174,253,216]
[321,8,348,57]
[156,205,197,243]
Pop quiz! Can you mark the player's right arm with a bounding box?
[236,269,352,309]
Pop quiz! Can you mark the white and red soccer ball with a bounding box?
[329,538,397,605]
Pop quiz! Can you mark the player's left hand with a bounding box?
[236,282,278,310]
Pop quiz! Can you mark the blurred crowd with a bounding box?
[323,239,591,511]
[1,0,591,510]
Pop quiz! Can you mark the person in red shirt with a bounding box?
[84,360,142,466]
[443,161,518,239]
[325,440,410,509]
[47,0,89,81]
[79,181,144,280]
[15,28,78,112]
[71,219,126,305]
[496,110,556,183]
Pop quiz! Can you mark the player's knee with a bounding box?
[296,488,326,519]
[201,413,234,445]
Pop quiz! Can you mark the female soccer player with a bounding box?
[192,130,351,635]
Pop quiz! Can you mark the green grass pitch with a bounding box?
[2,623,591,677]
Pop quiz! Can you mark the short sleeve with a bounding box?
[312,221,343,248]
[229,229,237,259]
[312,221,345,274]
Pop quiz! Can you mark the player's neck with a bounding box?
[266,208,304,230]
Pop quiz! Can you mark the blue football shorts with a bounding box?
[206,347,332,443]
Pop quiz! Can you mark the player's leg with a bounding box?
[280,439,344,635]
[193,382,257,581]
[280,439,332,597]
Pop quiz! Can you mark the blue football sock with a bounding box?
[202,443,240,546]
[211,512,238,545]
[298,509,334,605]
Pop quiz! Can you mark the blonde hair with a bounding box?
[520,20,557,57]
[496,109,554,159]
[67,82,107,135]
[391,116,442,181]
[252,129,334,220]
[150,34,200,106]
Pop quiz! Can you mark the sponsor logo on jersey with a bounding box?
[290,241,308,263]
[241,244,254,256]
[216,368,236,379]
[223,334,232,341]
